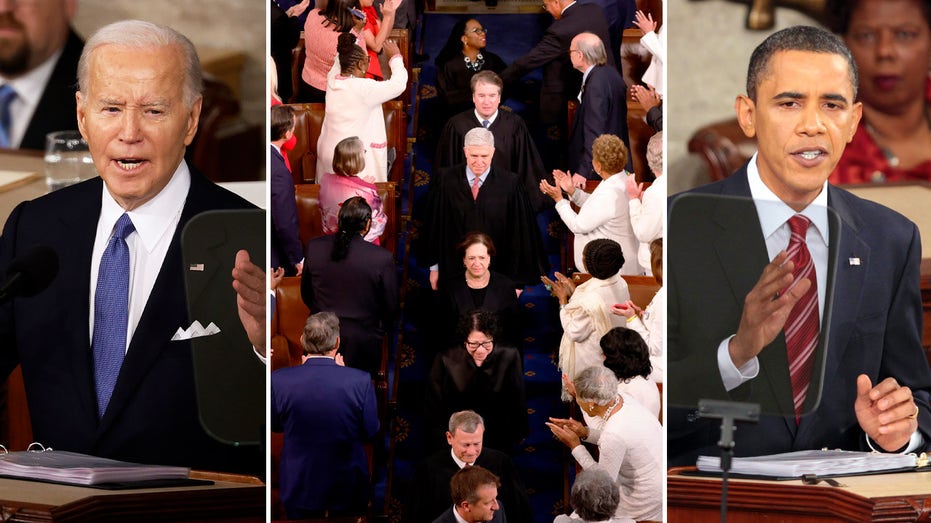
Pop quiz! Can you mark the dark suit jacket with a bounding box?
[568,64,631,179]
[0,168,260,473]
[431,505,508,523]
[301,234,398,375]
[500,2,614,124]
[271,357,379,518]
[270,145,303,275]
[667,165,931,465]
[407,448,531,523]
[19,29,83,151]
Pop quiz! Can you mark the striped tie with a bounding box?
[0,84,17,148]
[784,214,819,419]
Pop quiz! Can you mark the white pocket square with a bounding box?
[171,320,221,341]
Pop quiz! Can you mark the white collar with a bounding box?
[1,47,63,109]
[473,109,498,126]
[747,152,829,247]
[450,448,472,468]
[98,160,191,253]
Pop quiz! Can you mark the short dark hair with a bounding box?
[338,32,368,74]
[650,238,663,286]
[601,327,652,381]
[450,465,500,506]
[746,25,858,101]
[470,70,503,94]
[570,469,620,521]
[271,104,295,141]
[582,238,624,279]
[825,0,931,35]
[457,309,500,342]
[332,196,372,261]
[457,232,497,260]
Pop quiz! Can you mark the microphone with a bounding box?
[0,246,59,303]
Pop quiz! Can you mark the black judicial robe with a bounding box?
[435,51,507,121]
[441,270,522,348]
[435,109,549,212]
[425,344,527,454]
[419,165,548,288]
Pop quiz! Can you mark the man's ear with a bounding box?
[735,94,757,139]
[846,101,863,143]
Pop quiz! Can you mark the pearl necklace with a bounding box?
[601,395,621,424]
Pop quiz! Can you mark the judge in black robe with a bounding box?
[436,50,507,121]
[441,270,521,349]
[419,162,548,289]
[436,107,549,212]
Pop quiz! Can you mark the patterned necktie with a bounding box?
[482,119,490,128]
[784,214,819,419]
[0,84,17,148]
[93,213,136,418]
[471,175,481,200]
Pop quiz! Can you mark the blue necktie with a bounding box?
[0,84,17,148]
[482,119,490,128]
[93,213,135,418]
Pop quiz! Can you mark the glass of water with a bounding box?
[44,131,96,192]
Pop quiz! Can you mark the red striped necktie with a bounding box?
[784,214,819,420]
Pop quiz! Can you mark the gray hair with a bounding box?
[575,32,607,67]
[746,25,857,101]
[302,312,340,355]
[78,20,204,109]
[575,366,619,406]
[448,410,485,434]
[464,127,495,148]
[646,131,663,175]
[571,469,620,521]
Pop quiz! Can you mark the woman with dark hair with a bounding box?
[435,17,507,118]
[425,309,527,453]
[542,239,630,400]
[439,232,521,347]
[297,0,366,103]
[613,238,664,382]
[317,33,407,183]
[301,197,399,375]
[601,327,659,417]
[826,0,931,183]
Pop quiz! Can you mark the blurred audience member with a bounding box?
[626,131,664,275]
[426,309,527,453]
[828,0,931,183]
[0,0,82,150]
[302,197,398,375]
[270,104,304,276]
[298,0,365,103]
[272,312,378,519]
[547,366,662,522]
[319,136,387,243]
[612,239,665,382]
[269,56,296,171]
[542,239,630,400]
[360,0,403,80]
[435,19,507,119]
[541,134,640,275]
[601,327,659,416]
[317,34,407,183]
[432,466,505,523]
[554,469,634,523]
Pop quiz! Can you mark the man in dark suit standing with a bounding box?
[270,104,303,276]
[500,0,614,168]
[0,20,265,474]
[567,32,631,183]
[668,26,931,465]
[431,466,507,523]
[271,312,379,519]
[0,0,83,150]
[406,410,531,523]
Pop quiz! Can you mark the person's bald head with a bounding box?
[569,32,606,72]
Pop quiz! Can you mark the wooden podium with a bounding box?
[0,470,264,522]
[668,466,931,522]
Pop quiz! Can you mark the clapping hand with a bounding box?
[539,179,563,202]
[625,172,644,200]
[855,375,920,452]
[633,10,657,33]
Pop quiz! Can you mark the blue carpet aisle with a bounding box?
[385,12,577,523]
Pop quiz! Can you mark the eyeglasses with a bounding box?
[465,340,494,350]
[465,27,487,35]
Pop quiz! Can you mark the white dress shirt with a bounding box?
[1,47,64,148]
[628,173,665,275]
[88,161,190,352]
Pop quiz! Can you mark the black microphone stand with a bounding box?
[697,399,761,523]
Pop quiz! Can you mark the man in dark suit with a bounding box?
[499,0,614,167]
[0,20,265,474]
[302,197,398,375]
[270,104,303,276]
[406,410,531,523]
[668,26,931,465]
[567,32,631,182]
[0,0,83,150]
[421,127,547,291]
[271,311,379,519]
[431,465,507,523]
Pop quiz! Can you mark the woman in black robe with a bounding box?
[425,309,527,453]
[434,18,507,120]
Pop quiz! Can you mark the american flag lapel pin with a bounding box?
[189,263,205,271]
[848,257,861,266]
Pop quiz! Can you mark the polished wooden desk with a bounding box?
[0,149,51,224]
[668,466,931,522]
[0,470,264,522]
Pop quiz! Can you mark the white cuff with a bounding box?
[718,335,759,391]
[865,429,924,454]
